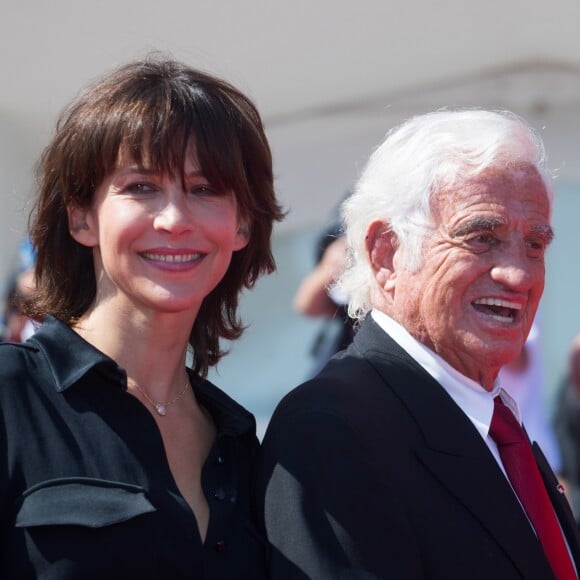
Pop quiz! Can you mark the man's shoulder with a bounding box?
[268,350,392,431]
[261,343,424,474]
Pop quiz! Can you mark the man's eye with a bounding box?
[526,239,546,256]
[463,233,498,252]
[472,234,494,244]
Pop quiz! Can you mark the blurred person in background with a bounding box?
[293,192,354,377]
[293,235,352,375]
[555,334,580,526]
[0,237,37,343]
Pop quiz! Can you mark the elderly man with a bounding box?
[258,110,580,579]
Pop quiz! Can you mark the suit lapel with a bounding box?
[353,317,556,580]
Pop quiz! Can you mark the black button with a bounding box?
[214,488,226,501]
[215,540,227,553]
[216,455,225,464]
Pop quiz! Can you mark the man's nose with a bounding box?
[489,244,539,291]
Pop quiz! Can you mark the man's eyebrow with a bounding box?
[531,224,555,244]
[451,217,504,238]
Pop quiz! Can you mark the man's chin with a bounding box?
[462,338,524,375]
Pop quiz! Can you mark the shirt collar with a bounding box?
[191,374,256,437]
[30,316,255,438]
[28,315,123,392]
[371,309,522,439]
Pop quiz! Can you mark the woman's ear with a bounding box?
[67,205,98,248]
[233,221,250,251]
[366,220,397,291]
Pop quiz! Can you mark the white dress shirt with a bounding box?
[371,309,520,476]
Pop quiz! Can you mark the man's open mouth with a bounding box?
[472,298,522,322]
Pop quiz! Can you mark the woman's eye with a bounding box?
[190,184,218,196]
[126,182,157,194]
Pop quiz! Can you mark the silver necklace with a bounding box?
[132,379,190,416]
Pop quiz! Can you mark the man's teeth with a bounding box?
[489,313,513,322]
[473,298,522,310]
[142,253,200,263]
[472,297,522,322]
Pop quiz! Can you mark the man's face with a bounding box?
[389,164,552,389]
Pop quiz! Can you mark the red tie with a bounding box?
[490,396,576,580]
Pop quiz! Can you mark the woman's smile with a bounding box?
[139,250,206,274]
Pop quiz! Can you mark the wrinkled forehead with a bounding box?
[473,163,547,186]
[436,163,551,210]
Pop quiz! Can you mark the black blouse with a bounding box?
[0,316,266,579]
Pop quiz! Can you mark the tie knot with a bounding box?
[489,396,527,446]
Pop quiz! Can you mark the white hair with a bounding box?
[338,109,554,321]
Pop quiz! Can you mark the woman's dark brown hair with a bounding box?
[27,55,284,376]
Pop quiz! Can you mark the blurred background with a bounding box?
[2,0,580,435]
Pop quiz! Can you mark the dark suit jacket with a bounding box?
[258,317,580,579]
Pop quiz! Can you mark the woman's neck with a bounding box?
[72,302,195,400]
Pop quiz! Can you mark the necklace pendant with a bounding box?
[155,404,167,416]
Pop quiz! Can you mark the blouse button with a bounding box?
[215,540,227,553]
[214,488,226,501]
[216,455,225,464]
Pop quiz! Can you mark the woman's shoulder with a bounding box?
[0,341,46,425]
[0,340,40,374]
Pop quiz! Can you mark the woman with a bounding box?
[0,56,283,579]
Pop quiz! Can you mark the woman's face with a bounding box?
[69,150,248,319]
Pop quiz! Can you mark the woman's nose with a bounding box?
[153,193,193,234]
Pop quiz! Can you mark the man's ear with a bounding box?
[67,205,98,248]
[366,220,397,291]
